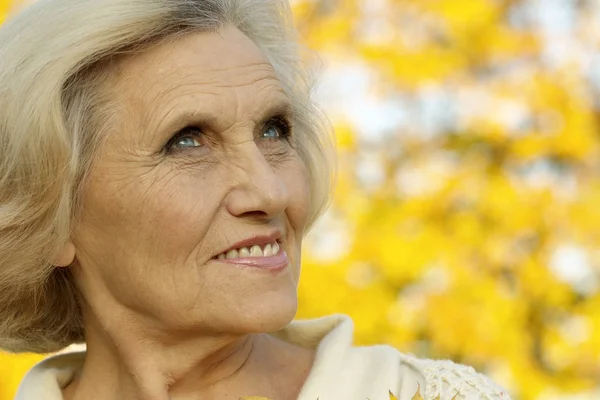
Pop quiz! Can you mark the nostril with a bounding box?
[239,210,269,219]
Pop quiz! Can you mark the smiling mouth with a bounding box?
[213,240,281,260]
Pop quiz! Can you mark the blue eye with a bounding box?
[263,125,281,139]
[165,117,292,154]
[166,127,203,152]
[262,117,292,140]
[174,136,201,148]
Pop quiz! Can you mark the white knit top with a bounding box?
[16,314,511,400]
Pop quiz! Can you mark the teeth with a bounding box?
[225,249,239,259]
[216,241,280,260]
[250,245,263,257]
[263,243,273,257]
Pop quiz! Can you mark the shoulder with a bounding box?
[397,353,512,400]
[15,348,85,400]
[286,315,512,400]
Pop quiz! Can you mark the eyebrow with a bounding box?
[257,101,295,125]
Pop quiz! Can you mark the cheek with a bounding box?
[283,158,311,234]
[77,166,218,269]
[74,168,225,312]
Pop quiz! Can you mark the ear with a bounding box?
[53,241,76,267]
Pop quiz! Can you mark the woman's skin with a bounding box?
[56,26,316,400]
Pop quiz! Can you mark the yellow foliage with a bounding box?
[0,353,45,399]
[294,0,600,398]
[2,0,600,400]
[0,0,11,23]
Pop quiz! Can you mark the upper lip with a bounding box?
[213,231,283,258]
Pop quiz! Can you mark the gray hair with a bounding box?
[0,0,335,353]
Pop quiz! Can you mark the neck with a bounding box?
[66,303,313,400]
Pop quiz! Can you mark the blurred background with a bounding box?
[1,0,600,399]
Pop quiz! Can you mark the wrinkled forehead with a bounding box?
[104,27,288,142]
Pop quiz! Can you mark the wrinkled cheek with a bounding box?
[286,160,311,237]
[132,185,215,265]
[284,162,309,285]
[76,168,208,270]
[75,176,217,308]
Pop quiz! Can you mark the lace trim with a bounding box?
[400,354,511,400]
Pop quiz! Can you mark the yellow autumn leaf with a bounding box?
[410,384,424,400]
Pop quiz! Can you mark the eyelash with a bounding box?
[164,115,293,153]
[266,116,293,141]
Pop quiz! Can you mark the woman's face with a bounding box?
[72,26,310,335]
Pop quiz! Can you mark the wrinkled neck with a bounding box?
[67,301,261,400]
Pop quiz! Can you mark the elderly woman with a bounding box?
[0,1,511,399]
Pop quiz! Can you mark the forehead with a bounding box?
[108,26,286,135]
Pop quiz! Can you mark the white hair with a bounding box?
[0,0,336,353]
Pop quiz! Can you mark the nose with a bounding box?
[224,143,291,220]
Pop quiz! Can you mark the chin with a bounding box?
[232,291,299,334]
